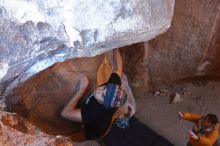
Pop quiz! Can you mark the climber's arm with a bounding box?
[61,77,89,122]
[182,112,201,123]
[61,90,84,122]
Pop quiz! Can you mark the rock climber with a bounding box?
[179,112,219,146]
[61,49,134,141]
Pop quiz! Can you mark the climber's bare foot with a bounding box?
[80,76,89,91]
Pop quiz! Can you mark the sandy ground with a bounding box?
[75,79,220,146]
[135,79,220,146]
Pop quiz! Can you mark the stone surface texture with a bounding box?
[0,0,174,98]
[146,0,220,87]
[0,111,73,146]
[120,43,150,95]
[6,55,104,137]
[121,0,220,92]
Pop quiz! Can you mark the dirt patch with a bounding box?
[135,79,220,146]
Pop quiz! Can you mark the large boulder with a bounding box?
[120,0,220,92]
[0,0,174,97]
[145,0,220,87]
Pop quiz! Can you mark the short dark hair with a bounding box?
[206,114,219,125]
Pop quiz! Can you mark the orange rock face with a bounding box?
[0,111,73,146]
[6,55,104,137]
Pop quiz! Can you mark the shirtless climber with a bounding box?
[179,112,219,146]
[61,49,133,141]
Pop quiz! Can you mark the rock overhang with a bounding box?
[0,0,175,98]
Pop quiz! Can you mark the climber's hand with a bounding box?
[188,131,198,140]
[178,112,184,120]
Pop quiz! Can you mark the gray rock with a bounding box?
[0,0,174,97]
[170,93,183,104]
[154,91,161,96]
